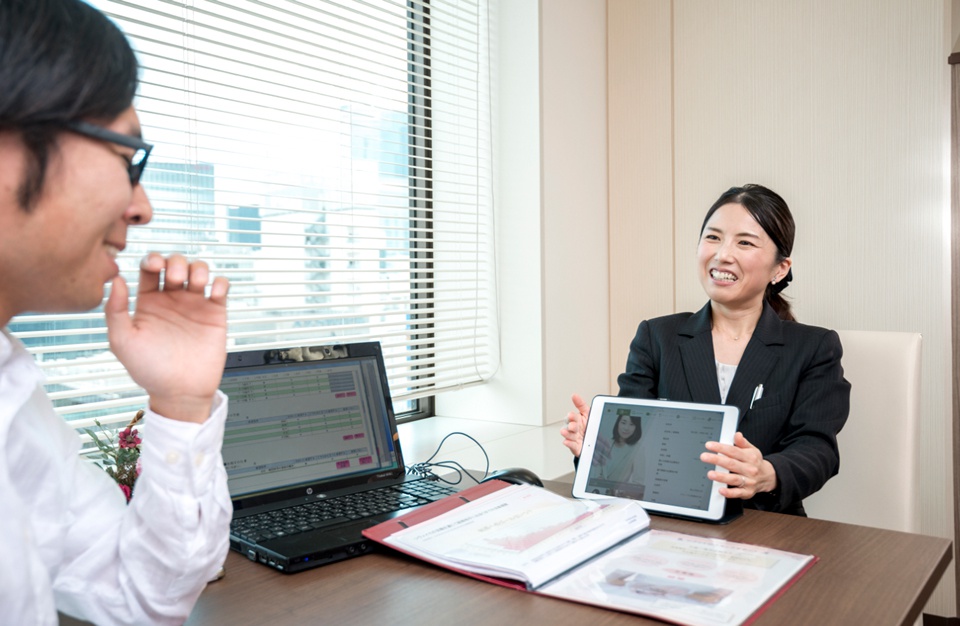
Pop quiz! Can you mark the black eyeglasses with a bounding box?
[65,120,154,186]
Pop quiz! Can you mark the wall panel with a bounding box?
[607,0,675,388]
[541,0,611,419]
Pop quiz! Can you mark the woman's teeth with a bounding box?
[711,269,736,281]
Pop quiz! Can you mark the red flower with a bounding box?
[118,427,141,449]
[119,483,132,502]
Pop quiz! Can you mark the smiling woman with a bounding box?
[561,184,851,518]
[697,185,796,326]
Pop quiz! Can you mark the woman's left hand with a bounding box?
[700,432,778,498]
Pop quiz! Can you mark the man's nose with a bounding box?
[124,183,153,225]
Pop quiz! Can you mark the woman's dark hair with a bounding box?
[612,414,643,445]
[700,184,796,322]
[0,0,138,210]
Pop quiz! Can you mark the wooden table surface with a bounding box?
[184,479,952,626]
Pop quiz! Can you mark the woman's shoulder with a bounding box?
[646,311,696,324]
[777,319,844,359]
[641,305,709,335]
[780,318,838,341]
[753,301,838,344]
[639,311,696,334]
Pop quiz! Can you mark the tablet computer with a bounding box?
[572,396,739,522]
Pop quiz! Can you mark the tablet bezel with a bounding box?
[572,395,739,522]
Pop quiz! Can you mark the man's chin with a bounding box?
[45,287,109,314]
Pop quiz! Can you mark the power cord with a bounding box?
[406,431,490,486]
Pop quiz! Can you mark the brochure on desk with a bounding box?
[363,481,817,626]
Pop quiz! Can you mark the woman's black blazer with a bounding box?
[617,302,851,515]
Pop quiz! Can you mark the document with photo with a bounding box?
[538,530,816,626]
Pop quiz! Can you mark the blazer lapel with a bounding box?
[677,303,721,403]
[726,303,783,420]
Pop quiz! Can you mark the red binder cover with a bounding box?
[363,479,529,590]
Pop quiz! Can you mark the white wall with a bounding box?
[608,0,955,615]
[437,0,610,426]
[607,0,675,372]
[436,0,543,425]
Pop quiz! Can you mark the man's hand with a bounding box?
[105,253,230,423]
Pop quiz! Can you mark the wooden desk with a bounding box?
[186,478,952,626]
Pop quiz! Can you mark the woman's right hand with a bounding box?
[560,393,591,457]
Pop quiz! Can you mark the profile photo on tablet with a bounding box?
[585,409,648,499]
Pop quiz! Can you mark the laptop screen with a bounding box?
[219,342,402,500]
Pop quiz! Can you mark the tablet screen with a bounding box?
[572,396,738,521]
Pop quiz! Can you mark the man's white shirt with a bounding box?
[0,329,231,625]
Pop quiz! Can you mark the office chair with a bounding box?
[803,330,922,533]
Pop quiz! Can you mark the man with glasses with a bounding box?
[0,1,232,623]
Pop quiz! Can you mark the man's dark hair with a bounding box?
[0,0,139,209]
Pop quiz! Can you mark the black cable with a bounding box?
[406,431,490,485]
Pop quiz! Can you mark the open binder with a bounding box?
[363,480,817,626]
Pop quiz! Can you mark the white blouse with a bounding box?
[716,361,738,403]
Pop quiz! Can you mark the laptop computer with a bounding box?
[222,341,458,573]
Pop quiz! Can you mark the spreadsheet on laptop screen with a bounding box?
[220,356,398,498]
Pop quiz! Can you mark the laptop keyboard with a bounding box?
[231,480,458,544]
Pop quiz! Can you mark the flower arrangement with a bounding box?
[84,410,144,502]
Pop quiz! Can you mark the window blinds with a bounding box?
[9,0,497,436]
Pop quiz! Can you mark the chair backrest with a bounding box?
[802,330,922,532]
